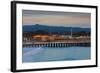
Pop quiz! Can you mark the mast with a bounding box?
[71,27,72,38]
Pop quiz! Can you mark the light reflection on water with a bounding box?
[22,47,90,62]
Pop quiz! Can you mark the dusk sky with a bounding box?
[22,10,91,28]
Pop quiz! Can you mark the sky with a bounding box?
[22,10,91,28]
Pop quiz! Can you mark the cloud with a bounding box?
[22,10,91,28]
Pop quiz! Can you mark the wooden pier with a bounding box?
[23,38,90,48]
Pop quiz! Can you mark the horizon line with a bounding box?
[22,24,91,28]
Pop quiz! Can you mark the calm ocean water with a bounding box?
[22,47,90,62]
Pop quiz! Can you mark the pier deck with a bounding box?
[23,38,90,48]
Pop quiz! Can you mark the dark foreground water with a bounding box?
[22,47,90,62]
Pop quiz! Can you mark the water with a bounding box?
[22,47,91,62]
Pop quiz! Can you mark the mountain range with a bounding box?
[23,24,90,33]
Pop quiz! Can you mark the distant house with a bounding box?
[32,35,55,42]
